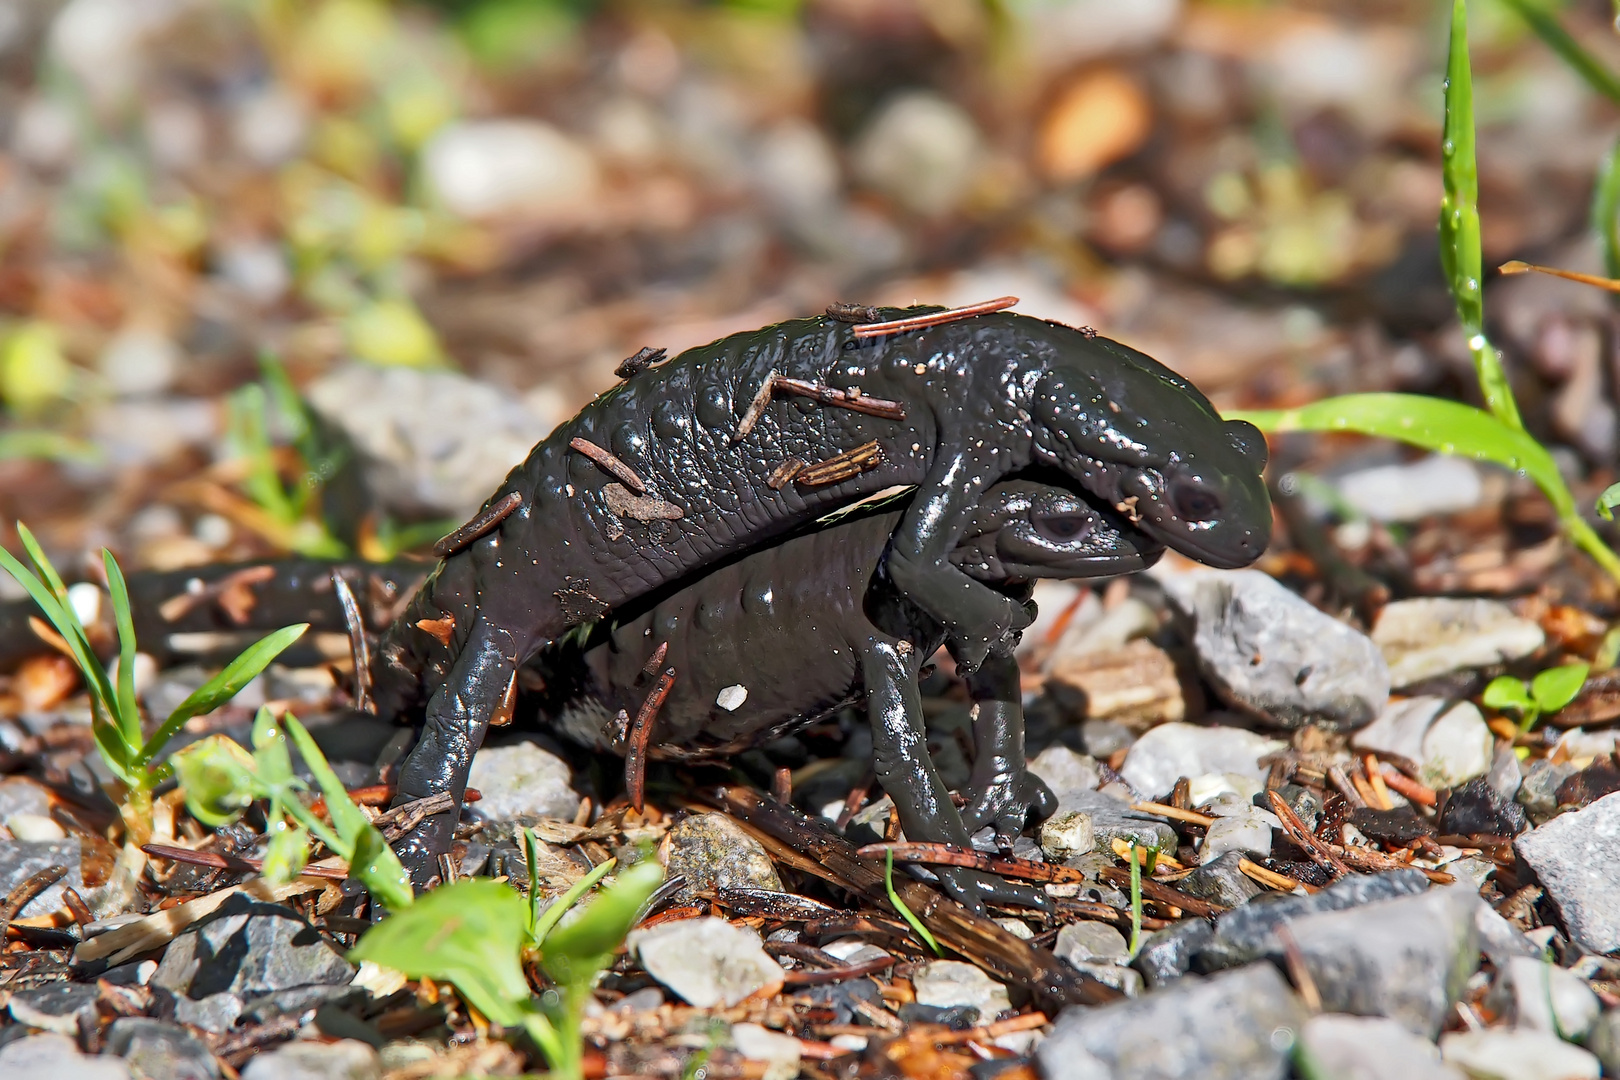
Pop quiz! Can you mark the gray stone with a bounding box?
[1372,599,1545,690]
[1029,745,1102,805]
[421,119,599,222]
[850,92,983,216]
[1487,744,1523,802]
[1039,810,1097,861]
[1518,759,1580,822]
[665,813,782,903]
[1352,698,1494,791]
[1585,1010,1620,1077]
[1283,885,1481,1037]
[912,960,1010,1019]
[465,741,580,823]
[1055,921,1130,966]
[1472,902,1541,969]
[1439,1030,1599,1080]
[151,895,354,1002]
[305,364,559,519]
[0,1033,131,1080]
[237,984,358,1025]
[8,982,98,1036]
[0,839,83,918]
[0,777,52,820]
[1298,1014,1464,1080]
[1079,720,1135,759]
[240,1039,381,1080]
[106,1018,218,1080]
[1055,791,1179,855]
[1200,806,1278,864]
[1486,956,1600,1039]
[173,991,242,1033]
[1132,918,1214,989]
[1514,790,1620,953]
[629,917,783,1008]
[1069,961,1144,997]
[1161,570,1389,731]
[1179,852,1263,909]
[1333,456,1484,524]
[98,327,179,397]
[1120,722,1286,801]
[1037,963,1305,1080]
[1198,870,1430,971]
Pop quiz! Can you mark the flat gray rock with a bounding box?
[1372,598,1544,690]
[8,983,99,1036]
[629,917,784,1008]
[0,1033,131,1080]
[912,960,1011,1019]
[1298,1014,1464,1080]
[240,1039,381,1080]
[0,839,83,918]
[465,741,581,822]
[1161,570,1388,731]
[106,1019,217,1080]
[1119,722,1286,801]
[1439,1029,1599,1080]
[1283,886,1481,1037]
[664,813,782,903]
[1132,918,1214,990]
[1197,870,1430,972]
[1055,921,1129,966]
[1037,963,1305,1080]
[1351,698,1493,791]
[1178,852,1262,909]
[1514,790,1620,953]
[151,894,354,1003]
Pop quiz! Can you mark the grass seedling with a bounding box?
[1127,840,1144,959]
[348,857,665,1080]
[1230,0,1620,585]
[0,524,307,841]
[171,707,414,910]
[1481,661,1590,736]
[885,848,942,956]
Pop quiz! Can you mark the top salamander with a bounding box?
[374,302,1272,883]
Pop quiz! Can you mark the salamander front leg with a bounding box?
[885,452,1032,674]
[959,651,1055,842]
[861,639,1049,915]
[390,623,516,890]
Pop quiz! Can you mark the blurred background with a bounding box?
[1,0,1619,582]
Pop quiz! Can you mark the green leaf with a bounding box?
[1498,0,1620,105]
[541,858,664,988]
[1439,0,1520,429]
[1594,137,1620,282]
[349,878,532,1026]
[532,855,616,946]
[1482,675,1535,715]
[1531,662,1590,715]
[262,826,311,884]
[350,821,414,911]
[883,849,941,958]
[137,624,309,767]
[1598,482,1620,522]
[102,551,142,756]
[171,735,259,827]
[282,713,369,841]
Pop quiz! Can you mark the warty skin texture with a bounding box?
[361,307,1270,885]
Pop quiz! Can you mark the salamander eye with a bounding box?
[1171,479,1222,522]
[1034,514,1091,543]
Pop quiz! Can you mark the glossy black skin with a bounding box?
[377,307,1269,885]
[544,480,1162,911]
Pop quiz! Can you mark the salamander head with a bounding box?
[950,480,1163,582]
[1030,333,1270,569]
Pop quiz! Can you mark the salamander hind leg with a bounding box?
[959,652,1056,843]
[861,639,1049,915]
[389,620,521,890]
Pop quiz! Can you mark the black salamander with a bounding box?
[375,303,1269,885]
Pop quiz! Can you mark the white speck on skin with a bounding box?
[565,484,575,496]
[716,684,748,711]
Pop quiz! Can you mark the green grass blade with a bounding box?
[1440,0,1520,429]
[102,551,142,753]
[1499,0,1620,105]
[532,856,615,946]
[884,850,941,957]
[1595,136,1620,281]
[136,623,308,767]
[1128,841,1143,959]
[1,531,118,714]
[282,712,369,842]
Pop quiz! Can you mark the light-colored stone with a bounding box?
[1039,810,1096,861]
[0,1032,131,1080]
[1119,722,1286,800]
[850,92,983,217]
[630,917,783,1008]
[730,1023,800,1080]
[1161,569,1388,731]
[466,741,580,822]
[912,960,1010,1021]
[664,813,782,903]
[422,119,600,222]
[240,1039,381,1080]
[1372,599,1545,689]
[1439,1029,1599,1080]
[1515,791,1620,954]
[1352,698,1493,790]
[1028,746,1100,804]
[1054,921,1129,965]
[1200,807,1278,864]
[1333,456,1485,524]
[1488,956,1599,1040]
[1299,1014,1464,1080]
